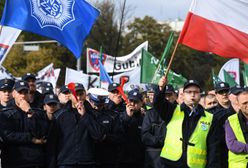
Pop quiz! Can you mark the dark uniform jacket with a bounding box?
[119,110,145,168]
[105,99,126,113]
[153,87,220,168]
[0,104,49,168]
[141,109,166,168]
[49,101,105,167]
[208,104,235,168]
[92,108,124,167]
[30,91,44,109]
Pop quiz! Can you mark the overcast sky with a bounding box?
[89,0,192,21]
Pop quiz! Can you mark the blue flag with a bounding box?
[99,60,113,84]
[1,0,100,58]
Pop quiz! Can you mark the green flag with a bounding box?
[152,32,174,83]
[140,49,159,83]
[243,63,248,86]
[212,69,222,87]
[167,70,187,88]
[223,70,237,87]
[140,48,186,88]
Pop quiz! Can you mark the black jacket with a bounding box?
[0,104,49,168]
[30,91,44,109]
[208,104,235,168]
[105,99,126,113]
[153,87,220,168]
[141,109,166,168]
[92,108,124,166]
[49,101,105,166]
[119,110,145,167]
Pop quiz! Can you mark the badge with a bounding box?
[201,123,208,131]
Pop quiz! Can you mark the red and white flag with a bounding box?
[179,0,248,63]
[0,25,21,65]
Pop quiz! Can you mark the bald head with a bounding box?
[237,91,248,117]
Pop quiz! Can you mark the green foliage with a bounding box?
[0,0,5,18]
[87,0,120,56]
[123,16,172,57]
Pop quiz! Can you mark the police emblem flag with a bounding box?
[0,0,100,58]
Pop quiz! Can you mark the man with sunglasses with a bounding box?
[0,80,49,168]
[164,84,177,104]
[154,76,220,168]
[208,82,236,168]
[22,73,43,109]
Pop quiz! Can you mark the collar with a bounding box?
[180,103,205,117]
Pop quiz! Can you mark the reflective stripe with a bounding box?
[228,114,248,168]
[161,105,213,168]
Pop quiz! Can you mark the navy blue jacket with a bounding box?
[92,108,124,166]
[0,104,48,168]
[49,101,105,166]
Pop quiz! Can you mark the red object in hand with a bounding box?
[116,76,128,104]
[68,82,78,102]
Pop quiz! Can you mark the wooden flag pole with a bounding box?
[0,25,3,36]
[164,39,180,78]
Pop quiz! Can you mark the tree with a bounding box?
[123,16,172,58]
[0,0,5,17]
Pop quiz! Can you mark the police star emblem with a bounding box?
[29,0,75,30]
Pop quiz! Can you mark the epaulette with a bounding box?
[31,108,46,113]
[1,107,14,112]
[53,109,67,119]
[1,107,17,118]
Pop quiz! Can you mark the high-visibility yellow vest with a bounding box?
[228,114,248,168]
[160,105,213,168]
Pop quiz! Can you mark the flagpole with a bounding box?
[164,39,180,78]
[0,25,3,36]
[112,0,127,80]
[99,46,103,88]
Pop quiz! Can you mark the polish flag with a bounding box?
[179,0,248,63]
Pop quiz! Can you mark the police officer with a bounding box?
[164,84,177,104]
[1,80,48,168]
[154,76,220,168]
[119,89,145,168]
[22,73,43,108]
[0,78,15,110]
[106,83,126,113]
[42,94,60,168]
[208,82,236,168]
[225,87,248,168]
[0,78,15,161]
[141,101,166,168]
[228,85,243,113]
[58,85,70,107]
[49,83,105,168]
[88,88,124,168]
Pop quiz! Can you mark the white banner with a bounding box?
[65,67,100,90]
[0,65,15,80]
[0,25,21,65]
[37,63,60,88]
[218,58,240,85]
[65,67,142,91]
[87,41,148,73]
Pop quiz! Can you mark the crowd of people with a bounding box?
[0,73,248,168]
